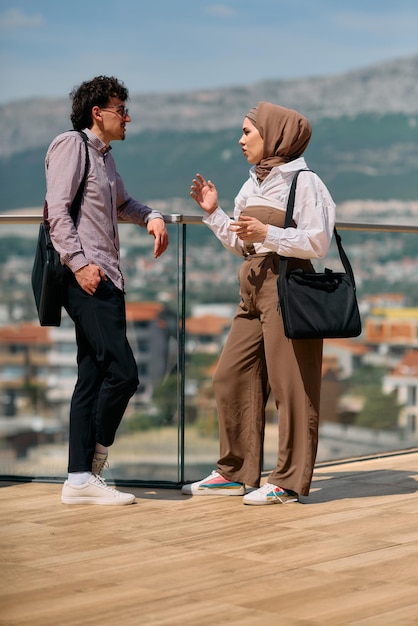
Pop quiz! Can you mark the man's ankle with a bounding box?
[67,471,92,485]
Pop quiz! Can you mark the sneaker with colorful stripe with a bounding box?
[243,482,299,505]
[181,470,245,496]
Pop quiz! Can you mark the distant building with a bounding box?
[323,338,367,379]
[0,302,176,416]
[365,307,418,348]
[0,323,52,416]
[185,314,231,354]
[383,349,418,437]
[0,323,62,458]
[126,301,177,404]
[320,355,344,423]
[362,293,407,312]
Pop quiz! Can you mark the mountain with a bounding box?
[1,55,417,211]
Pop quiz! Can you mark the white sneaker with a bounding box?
[181,470,245,496]
[243,482,299,506]
[61,475,135,505]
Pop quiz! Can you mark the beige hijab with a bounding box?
[246,102,312,181]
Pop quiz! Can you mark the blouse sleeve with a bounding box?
[202,180,250,257]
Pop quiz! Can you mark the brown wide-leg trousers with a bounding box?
[214,253,323,496]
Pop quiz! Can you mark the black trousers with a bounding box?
[64,275,139,473]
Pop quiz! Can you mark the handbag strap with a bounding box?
[44,130,90,226]
[280,169,357,288]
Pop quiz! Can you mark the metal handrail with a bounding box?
[2,213,418,233]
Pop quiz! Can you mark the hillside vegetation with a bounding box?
[1,55,417,210]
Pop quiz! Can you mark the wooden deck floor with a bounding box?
[1,450,418,626]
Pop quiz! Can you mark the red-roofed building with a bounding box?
[125,302,166,323]
[363,293,406,311]
[364,308,418,347]
[0,323,52,416]
[323,337,368,379]
[0,302,176,418]
[185,314,231,354]
[125,302,176,403]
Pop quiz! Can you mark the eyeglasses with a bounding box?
[101,105,129,118]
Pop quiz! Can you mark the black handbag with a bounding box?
[31,131,89,326]
[278,169,362,340]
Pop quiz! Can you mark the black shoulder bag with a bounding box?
[31,130,90,327]
[278,169,362,340]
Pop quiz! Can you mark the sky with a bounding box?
[1,0,418,106]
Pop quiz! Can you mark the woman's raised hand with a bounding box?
[190,173,218,214]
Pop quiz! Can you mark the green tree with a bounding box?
[344,366,403,431]
[152,374,179,424]
[354,386,401,431]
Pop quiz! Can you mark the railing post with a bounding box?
[177,222,187,484]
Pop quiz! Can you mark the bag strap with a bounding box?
[44,130,90,225]
[280,169,357,288]
[283,169,311,229]
[69,130,90,223]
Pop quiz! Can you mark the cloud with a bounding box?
[334,9,418,36]
[0,7,45,29]
[204,4,237,18]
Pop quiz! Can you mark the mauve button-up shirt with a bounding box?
[45,127,163,292]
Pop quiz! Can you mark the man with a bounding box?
[45,76,169,505]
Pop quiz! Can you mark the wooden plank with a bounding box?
[1,452,418,626]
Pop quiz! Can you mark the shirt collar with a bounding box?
[83,127,112,155]
[277,156,307,173]
[249,156,307,183]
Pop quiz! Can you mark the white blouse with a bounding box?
[202,156,336,260]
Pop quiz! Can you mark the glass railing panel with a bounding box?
[181,222,418,483]
[0,218,182,484]
[2,215,418,485]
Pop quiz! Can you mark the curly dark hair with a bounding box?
[70,76,129,130]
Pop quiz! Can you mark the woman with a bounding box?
[182,102,336,505]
